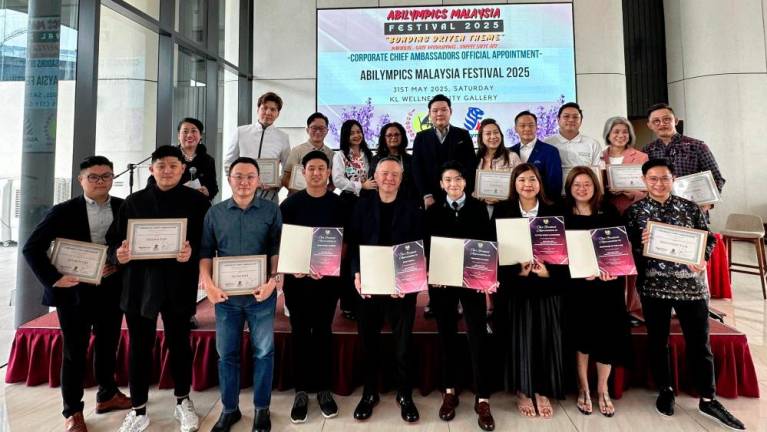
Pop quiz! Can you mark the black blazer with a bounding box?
[371,152,417,201]
[22,195,124,307]
[147,144,219,200]
[348,192,425,275]
[412,126,477,200]
[425,195,494,246]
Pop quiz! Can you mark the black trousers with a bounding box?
[125,307,193,407]
[358,293,417,398]
[283,278,338,392]
[429,286,491,398]
[56,289,123,418]
[339,192,360,314]
[641,296,716,398]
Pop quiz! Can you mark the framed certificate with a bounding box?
[256,159,280,187]
[530,216,569,265]
[643,221,708,266]
[495,218,533,265]
[606,165,646,191]
[212,255,267,295]
[289,166,307,190]
[360,240,427,295]
[277,224,343,276]
[429,237,498,290]
[672,170,721,205]
[562,166,603,195]
[566,227,637,278]
[126,218,187,260]
[50,238,108,285]
[474,170,511,200]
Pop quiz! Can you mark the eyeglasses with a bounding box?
[385,133,401,139]
[650,116,674,126]
[645,176,673,184]
[230,174,258,182]
[85,173,114,183]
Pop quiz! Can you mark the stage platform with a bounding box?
[5,293,759,399]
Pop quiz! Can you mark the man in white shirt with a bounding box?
[544,102,603,167]
[225,92,291,203]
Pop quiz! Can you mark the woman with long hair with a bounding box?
[372,122,416,200]
[475,119,522,214]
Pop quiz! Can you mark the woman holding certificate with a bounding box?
[176,117,219,200]
[373,122,417,200]
[332,120,377,321]
[492,163,566,419]
[601,117,647,214]
[562,167,631,417]
[474,119,522,213]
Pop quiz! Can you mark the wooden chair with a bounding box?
[722,214,766,299]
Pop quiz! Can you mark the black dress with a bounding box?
[492,199,567,399]
[563,204,631,366]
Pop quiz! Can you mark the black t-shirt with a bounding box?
[379,200,396,245]
[279,190,345,228]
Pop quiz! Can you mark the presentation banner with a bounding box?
[317,4,575,148]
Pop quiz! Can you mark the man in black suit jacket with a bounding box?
[23,156,131,432]
[412,94,477,209]
[349,157,424,424]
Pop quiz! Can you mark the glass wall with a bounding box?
[95,5,158,198]
[218,66,239,199]
[173,45,207,140]
[176,0,206,44]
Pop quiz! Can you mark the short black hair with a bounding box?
[257,92,283,111]
[642,158,675,175]
[558,102,582,118]
[647,102,675,118]
[229,157,260,174]
[79,155,113,171]
[177,117,204,133]
[514,110,537,124]
[440,160,465,177]
[301,150,330,168]
[428,94,451,110]
[307,112,329,127]
[151,145,184,163]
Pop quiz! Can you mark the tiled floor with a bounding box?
[0,243,765,431]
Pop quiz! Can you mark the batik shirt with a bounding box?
[625,195,716,301]
[644,133,725,192]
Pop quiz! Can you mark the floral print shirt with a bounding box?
[625,195,716,301]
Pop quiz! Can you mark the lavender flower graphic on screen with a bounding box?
[329,98,391,144]
[506,95,566,145]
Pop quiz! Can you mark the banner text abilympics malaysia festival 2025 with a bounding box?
[317,4,575,148]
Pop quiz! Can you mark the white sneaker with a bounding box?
[174,398,200,432]
[118,410,150,432]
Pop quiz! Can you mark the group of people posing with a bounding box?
[23,92,745,432]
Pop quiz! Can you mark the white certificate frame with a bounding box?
[277,224,313,274]
[212,255,267,296]
[428,237,465,286]
[50,238,108,285]
[126,218,187,260]
[359,245,397,295]
[606,164,646,191]
[562,166,603,195]
[256,159,280,187]
[289,166,307,190]
[565,231,600,279]
[495,218,533,265]
[643,221,708,266]
[672,170,721,205]
[474,170,511,200]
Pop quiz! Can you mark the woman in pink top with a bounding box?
[601,117,648,214]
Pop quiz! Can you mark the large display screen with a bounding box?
[317,3,575,148]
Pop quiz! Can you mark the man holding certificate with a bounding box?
[109,145,210,432]
[625,159,744,430]
[198,157,283,432]
[278,151,345,423]
[425,161,496,431]
[349,157,425,423]
[23,156,130,432]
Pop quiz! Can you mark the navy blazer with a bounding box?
[22,195,124,307]
[412,125,477,200]
[509,139,563,200]
[348,192,425,275]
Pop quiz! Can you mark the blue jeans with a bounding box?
[215,292,276,411]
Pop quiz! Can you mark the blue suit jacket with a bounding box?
[510,139,563,200]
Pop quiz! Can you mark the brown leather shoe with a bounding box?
[65,412,87,432]
[475,401,495,431]
[95,391,132,414]
[439,393,459,421]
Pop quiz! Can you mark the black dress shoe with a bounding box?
[656,388,675,416]
[253,408,270,432]
[396,394,420,423]
[212,408,241,432]
[353,393,379,420]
